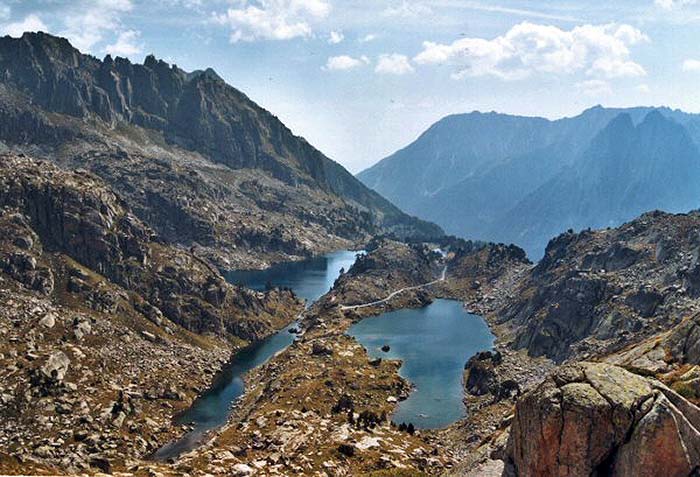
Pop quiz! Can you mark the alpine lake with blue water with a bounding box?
[153,250,359,460]
[154,249,494,459]
[348,299,494,429]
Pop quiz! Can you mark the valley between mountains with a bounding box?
[1,31,700,477]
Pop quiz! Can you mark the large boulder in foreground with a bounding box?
[504,362,700,477]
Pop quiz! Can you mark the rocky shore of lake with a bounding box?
[443,212,700,476]
[0,154,301,475]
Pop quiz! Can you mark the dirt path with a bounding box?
[339,265,447,311]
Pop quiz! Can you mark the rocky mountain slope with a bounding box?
[0,32,440,269]
[496,112,700,256]
[0,153,300,474]
[496,210,700,363]
[444,210,700,476]
[358,106,700,259]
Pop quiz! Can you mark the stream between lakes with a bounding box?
[154,250,493,459]
[153,250,358,460]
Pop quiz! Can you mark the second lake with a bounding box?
[348,299,494,429]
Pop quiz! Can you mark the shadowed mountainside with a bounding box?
[0,31,441,269]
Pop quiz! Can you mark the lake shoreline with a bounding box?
[152,250,359,460]
[349,299,495,429]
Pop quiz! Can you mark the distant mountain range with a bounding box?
[0,32,440,268]
[358,105,700,258]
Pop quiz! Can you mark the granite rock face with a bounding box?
[0,153,299,341]
[504,362,700,477]
[499,211,700,362]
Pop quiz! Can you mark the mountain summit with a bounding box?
[359,106,700,258]
[0,32,440,267]
[494,111,700,254]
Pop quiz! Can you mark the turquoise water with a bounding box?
[153,250,359,460]
[348,299,494,429]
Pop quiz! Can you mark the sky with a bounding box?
[2,0,700,173]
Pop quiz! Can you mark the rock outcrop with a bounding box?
[323,238,441,311]
[499,211,700,362]
[442,239,531,306]
[464,351,501,396]
[504,362,700,477]
[0,153,299,341]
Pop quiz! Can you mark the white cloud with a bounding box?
[104,29,142,57]
[414,22,648,81]
[1,14,48,37]
[59,0,134,52]
[161,0,204,8]
[359,33,376,43]
[213,0,331,43]
[576,79,612,97]
[375,53,414,75]
[328,30,344,44]
[589,57,646,78]
[682,59,700,71]
[655,0,698,9]
[324,54,369,71]
[636,83,651,93]
[455,2,581,22]
[383,1,433,18]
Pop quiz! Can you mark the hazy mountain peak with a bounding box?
[606,112,635,131]
[585,112,635,152]
[642,107,666,122]
[360,105,700,259]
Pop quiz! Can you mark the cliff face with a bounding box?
[492,211,700,363]
[0,32,441,269]
[0,153,300,341]
[504,363,700,477]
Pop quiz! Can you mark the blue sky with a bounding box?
[2,0,700,172]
